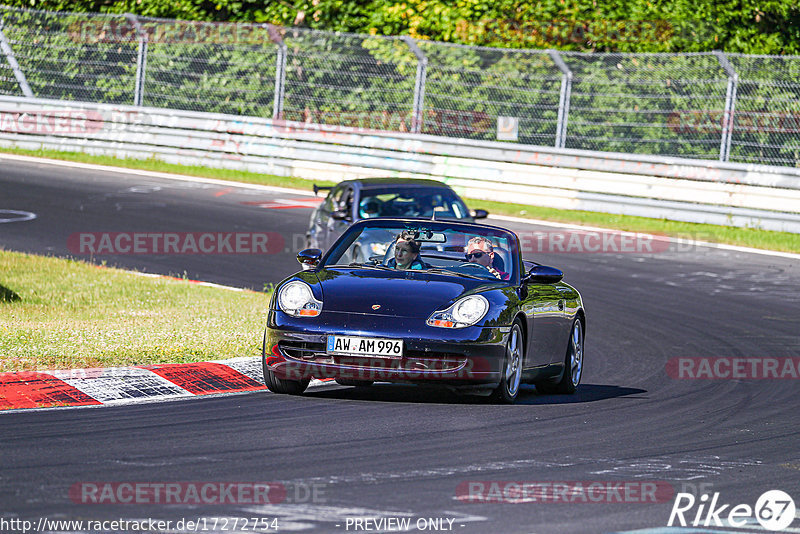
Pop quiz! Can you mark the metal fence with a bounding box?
[1,5,799,168]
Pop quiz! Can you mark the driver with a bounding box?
[465,236,509,280]
[387,232,425,270]
[359,199,381,218]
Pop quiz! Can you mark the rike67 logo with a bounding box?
[668,490,796,531]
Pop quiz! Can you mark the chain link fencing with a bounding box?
[1,5,798,167]
[279,29,417,131]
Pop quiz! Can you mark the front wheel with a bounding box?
[538,319,583,394]
[262,338,310,395]
[264,367,310,395]
[491,322,524,404]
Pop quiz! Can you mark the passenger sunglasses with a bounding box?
[465,251,486,260]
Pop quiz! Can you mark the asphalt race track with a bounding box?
[1,156,799,534]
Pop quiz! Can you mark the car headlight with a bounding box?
[427,295,489,328]
[277,280,322,317]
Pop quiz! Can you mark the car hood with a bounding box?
[313,267,499,318]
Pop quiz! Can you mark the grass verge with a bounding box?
[1,146,798,254]
[0,249,271,372]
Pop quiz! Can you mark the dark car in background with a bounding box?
[306,177,488,253]
[264,218,585,404]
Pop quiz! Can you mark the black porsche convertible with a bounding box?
[263,219,585,403]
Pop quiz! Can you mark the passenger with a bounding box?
[465,236,509,280]
[387,232,425,270]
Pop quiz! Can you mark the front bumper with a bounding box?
[263,310,509,386]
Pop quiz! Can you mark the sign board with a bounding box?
[497,116,519,141]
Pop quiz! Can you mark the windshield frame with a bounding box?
[320,219,521,285]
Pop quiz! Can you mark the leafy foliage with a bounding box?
[6,0,798,54]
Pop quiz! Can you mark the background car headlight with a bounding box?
[277,280,322,317]
[427,295,489,328]
[370,242,389,256]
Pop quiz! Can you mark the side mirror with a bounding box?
[297,248,322,270]
[313,184,333,196]
[522,265,563,285]
[331,208,351,221]
[471,209,489,219]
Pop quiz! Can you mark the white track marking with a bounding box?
[0,209,37,223]
[0,152,316,196]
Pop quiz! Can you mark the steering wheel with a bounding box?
[459,262,492,274]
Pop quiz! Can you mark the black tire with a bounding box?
[264,367,310,395]
[491,321,524,404]
[262,335,310,395]
[537,318,583,395]
[335,379,374,387]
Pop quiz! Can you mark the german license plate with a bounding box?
[327,335,403,357]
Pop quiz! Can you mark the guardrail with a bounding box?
[1,95,800,233]
[2,5,800,168]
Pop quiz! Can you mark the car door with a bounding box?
[524,283,567,367]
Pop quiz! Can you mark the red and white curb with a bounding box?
[0,266,325,412]
[0,357,330,411]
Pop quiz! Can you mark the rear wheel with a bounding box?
[491,322,524,404]
[537,319,583,394]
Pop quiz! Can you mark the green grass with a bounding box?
[0,249,272,372]
[2,146,798,253]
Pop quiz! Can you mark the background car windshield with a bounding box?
[358,187,470,219]
[325,224,516,280]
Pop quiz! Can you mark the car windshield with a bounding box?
[324,222,518,282]
[357,187,470,220]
